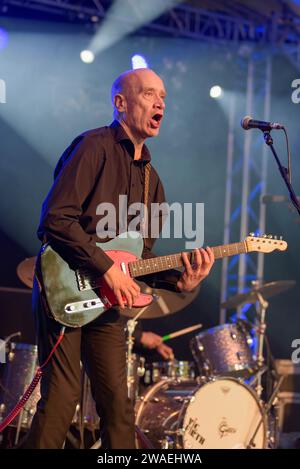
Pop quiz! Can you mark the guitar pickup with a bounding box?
[75,270,101,291]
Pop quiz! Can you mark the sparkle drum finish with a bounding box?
[190,322,256,379]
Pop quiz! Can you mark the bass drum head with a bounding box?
[181,377,267,449]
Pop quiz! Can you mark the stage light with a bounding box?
[131,54,148,69]
[80,49,95,64]
[210,85,223,99]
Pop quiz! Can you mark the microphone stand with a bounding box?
[263,131,300,217]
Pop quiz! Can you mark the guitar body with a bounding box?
[41,232,153,328]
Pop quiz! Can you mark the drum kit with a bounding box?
[0,257,295,449]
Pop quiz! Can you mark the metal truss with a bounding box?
[220,52,272,323]
[2,0,300,70]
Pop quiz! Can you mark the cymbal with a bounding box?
[221,280,296,309]
[16,256,36,289]
[120,281,200,319]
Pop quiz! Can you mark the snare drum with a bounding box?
[190,322,256,378]
[135,377,267,449]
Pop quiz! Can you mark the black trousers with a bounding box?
[24,279,135,449]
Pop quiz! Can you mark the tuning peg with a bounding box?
[268,234,273,239]
[274,235,278,240]
[249,232,255,237]
[280,236,283,240]
[263,234,268,238]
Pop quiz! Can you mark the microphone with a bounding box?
[241,115,284,131]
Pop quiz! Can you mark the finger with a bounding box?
[182,252,193,276]
[123,288,133,308]
[155,337,163,346]
[115,290,125,309]
[130,280,141,295]
[200,247,210,265]
[129,285,139,302]
[158,347,170,360]
[164,346,174,360]
[206,246,215,263]
[194,249,203,269]
[164,345,174,355]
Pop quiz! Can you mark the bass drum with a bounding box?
[135,377,267,449]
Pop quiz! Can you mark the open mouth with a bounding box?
[150,113,163,128]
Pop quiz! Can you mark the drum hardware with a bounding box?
[246,375,285,449]
[126,306,148,401]
[144,361,196,385]
[135,424,154,449]
[220,279,295,402]
[251,288,269,398]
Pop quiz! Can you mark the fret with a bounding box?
[128,241,248,277]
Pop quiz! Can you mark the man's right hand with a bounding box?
[103,264,140,309]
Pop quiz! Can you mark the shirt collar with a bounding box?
[109,120,151,163]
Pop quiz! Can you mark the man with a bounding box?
[25,68,214,449]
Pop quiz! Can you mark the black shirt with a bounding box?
[38,120,168,276]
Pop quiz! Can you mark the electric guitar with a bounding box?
[40,232,287,327]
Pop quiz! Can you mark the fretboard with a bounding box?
[129,242,247,277]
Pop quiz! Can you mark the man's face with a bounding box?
[122,70,166,140]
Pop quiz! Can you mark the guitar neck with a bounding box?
[129,241,247,278]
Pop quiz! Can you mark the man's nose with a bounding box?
[155,97,165,110]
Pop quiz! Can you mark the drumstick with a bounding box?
[162,323,202,342]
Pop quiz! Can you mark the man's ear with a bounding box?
[114,93,126,113]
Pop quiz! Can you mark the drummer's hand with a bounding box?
[177,247,214,292]
[140,332,163,349]
[156,343,174,360]
[140,332,174,360]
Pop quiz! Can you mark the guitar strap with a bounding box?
[141,161,151,238]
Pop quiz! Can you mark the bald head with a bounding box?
[111,68,164,120]
[110,68,166,143]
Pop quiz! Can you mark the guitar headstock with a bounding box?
[245,233,287,253]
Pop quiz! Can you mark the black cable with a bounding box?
[282,127,292,184]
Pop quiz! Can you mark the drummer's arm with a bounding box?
[139,332,174,360]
